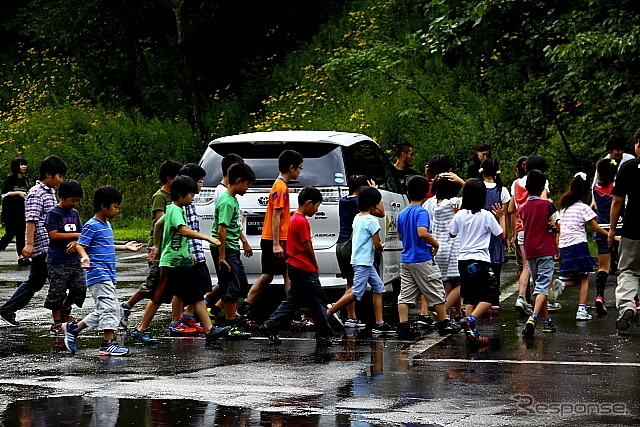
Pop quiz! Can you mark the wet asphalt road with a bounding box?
[0,244,639,426]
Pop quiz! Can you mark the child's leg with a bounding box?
[578,274,589,305]
[171,296,183,323]
[329,265,368,315]
[367,266,387,325]
[136,300,161,331]
[327,292,356,314]
[517,243,531,297]
[445,285,461,314]
[193,301,213,333]
[372,293,384,324]
[345,278,357,320]
[419,296,429,316]
[397,263,419,323]
[596,253,611,298]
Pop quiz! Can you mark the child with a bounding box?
[335,174,371,328]
[327,186,394,335]
[519,170,559,337]
[0,157,30,265]
[396,176,462,339]
[130,176,225,344]
[211,162,256,340]
[592,158,624,314]
[61,186,143,355]
[0,155,67,326]
[449,179,505,343]
[423,175,463,320]
[260,187,339,345]
[237,150,303,319]
[557,172,613,321]
[121,160,183,327]
[44,180,85,332]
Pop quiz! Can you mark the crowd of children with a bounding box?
[1,133,639,355]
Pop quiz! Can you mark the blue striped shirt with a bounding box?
[78,217,117,286]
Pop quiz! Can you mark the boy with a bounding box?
[130,176,226,344]
[259,187,338,345]
[237,150,303,319]
[396,176,462,339]
[61,186,143,355]
[327,186,394,334]
[44,180,85,332]
[0,155,67,326]
[120,160,182,327]
[210,162,256,339]
[519,170,559,338]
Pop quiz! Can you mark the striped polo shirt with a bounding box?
[78,217,117,286]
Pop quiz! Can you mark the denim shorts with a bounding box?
[352,265,385,300]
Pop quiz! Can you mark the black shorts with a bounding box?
[260,239,287,276]
[458,260,500,306]
[336,241,354,279]
[596,239,619,255]
[211,247,250,302]
[153,265,206,306]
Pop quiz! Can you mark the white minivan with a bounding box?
[195,131,408,290]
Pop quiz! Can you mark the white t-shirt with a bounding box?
[449,209,503,262]
[212,183,228,207]
[484,182,511,204]
[558,201,596,248]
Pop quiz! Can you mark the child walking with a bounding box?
[519,170,559,337]
[44,180,85,332]
[592,159,624,315]
[396,176,462,339]
[450,179,506,343]
[557,172,613,321]
[61,186,143,355]
[260,187,339,345]
[0,157,30,265]
[327,186,394,334]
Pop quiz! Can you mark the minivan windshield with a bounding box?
[200,142,347,188]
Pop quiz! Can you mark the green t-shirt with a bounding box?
[149,188,172,245]
[160,203,193,268]
[212,192,241,250]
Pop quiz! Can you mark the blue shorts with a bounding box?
[527,255,554,296]
[352,265,385,300]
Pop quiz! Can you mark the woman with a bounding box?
[0,157,30,265]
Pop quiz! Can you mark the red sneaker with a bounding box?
[169,321,198,336]
[180,316,205,333]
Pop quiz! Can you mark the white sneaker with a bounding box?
[515,297,532,315]
[553,279,566,300]
[576,308,593,321]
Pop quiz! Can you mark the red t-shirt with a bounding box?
[519,197,558,259]
[286,212,316,272]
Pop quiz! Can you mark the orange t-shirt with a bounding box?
[261,177,290,241]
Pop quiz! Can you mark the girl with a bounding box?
[479,159,510,302]
[592,159,624,315]
[0,157,30,265]
[450,179,506,343]
[557,172,614,320]
[424,175,463,320]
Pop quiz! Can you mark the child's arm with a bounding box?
[75,243,90,268]
[608,195,624,247]
[417,226,439,255]
[372,231,384,252]
[48,230,81,241]
[588,219,621,241]
[302,240,319,273]
[490,203,507,240]
[177,225,220,246]
[22,221,36,258]
[148,218,164,262]
[371,201,385,218]
[271,208,283,256]
[239,231,253,258]
[217,224,230,272]
[115,241,144,252]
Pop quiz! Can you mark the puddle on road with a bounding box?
[2,397,361,426]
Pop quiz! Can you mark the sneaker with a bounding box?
[290,312,315,330]
[437,320,462,336]
[169,321,198,336]
[50,322,63,335]
[205,326,232,342]
[415,314,435,328]
[316,335,343,345]
[180,316,205,333]
[547,302,562,312]
[344,318,366,328]
[224,326,251,340]
[258,324,282,345]
[515,297,532,316]
[98,342,129,356]
[0,310,19,326]
[396,322,421,340]
[636,300,640,309]
[60,322,78,353]
[490,305,500,311]
[326,304,344,328]
[595,296,607,315]
[542,318,557,333]
[237,301,251,316]
[459,316,476,333]
[372,322,395,335]
[616,308,635,332]
[522,315,536,338]
[120,303,131,330]
[466,328,490,343]
[130,329,159,345]
[17,258,31,266]
[553,279,566,300]
[576,308,593,321]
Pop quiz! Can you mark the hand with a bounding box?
[491,203,505,218]
[209,237,221,246]
[124,241,143,252]
[430,243,439,256]
[18,191,26,198]
[66,241,78,254]
[219,258,231,272]
[368,179,378,189]
[607,229,616,247]
[80,255,90,268]
[242,240,253,258]
[22,244,33,259]
[613,235,621,242]
[147,247,159,262]
[508,235,517,251]
[553,252,561,262]
[451,203,461,214]
[273,242,284,257]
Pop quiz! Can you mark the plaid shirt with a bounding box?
[184,204,206,263]
[25,180,57,257]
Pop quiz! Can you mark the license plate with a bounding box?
[245,216,265,235]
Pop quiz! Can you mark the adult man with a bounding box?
[609,129,640,332]
[392,142,419,188]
